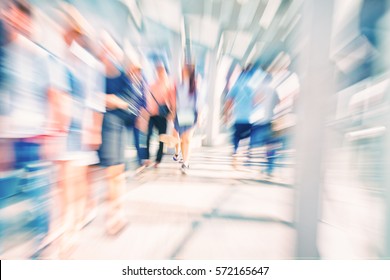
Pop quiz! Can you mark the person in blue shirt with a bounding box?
[0,18,11,171]
[224,64,257,162]
[97,46,132,235]
[250,73,280,177]
[126,63,147,167]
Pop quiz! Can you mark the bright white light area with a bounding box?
[100,31,124,62]
[332,0,362,34]
[187,15,220,49]
[349,78,389,107]
[180,18,186,48]
[237,0,250,4]
[330,0,362,59]
[70,41,97,68]
[259,0,282,30]
[124,40,141,66]
[276,73,300,101]
[346,126,386,141]
[281,14,301,42]
[245,45,258,65]
[230,31,252,59]
[216,56,233,98]
[141,0,182,32]
[237,0,261,29]
[216,34,225,60]
[120,0,143,29]
[228,64,243,90]
[335,36,375,73]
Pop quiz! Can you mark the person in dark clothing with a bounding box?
[98,47,131,235]
[144,63,175,168]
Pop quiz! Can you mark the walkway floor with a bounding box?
[41,146,296,259]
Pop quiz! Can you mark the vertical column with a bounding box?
[379,0,390,259]
[204,51,220,146]
[171,34,183,81]
[294,0,335,258]
[382,109,390,258]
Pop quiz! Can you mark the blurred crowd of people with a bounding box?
[223,64,282,178]
[0,0,204,258]
[0,0,285,259]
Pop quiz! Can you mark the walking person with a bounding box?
[250,73,280,178]
[173,64,199,174]
[61,8,106,234]
[0,16,12,172]
[125,62,147,168]
[97,41,132,235]
[38,6,105,257]
[223,64,257,168]
[1,0,72,253]
[145,63,175,168]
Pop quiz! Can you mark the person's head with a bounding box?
[60,5,89,48]
[3,0,33,37]
[181,65,190,81]
[63,27,85,47]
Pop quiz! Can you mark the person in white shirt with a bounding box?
[250,74,280,177]
[172,64,199,173]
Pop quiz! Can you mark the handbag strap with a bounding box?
[148,88,161,106]
[148,82,173,109]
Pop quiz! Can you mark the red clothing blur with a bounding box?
[147,78,176,116]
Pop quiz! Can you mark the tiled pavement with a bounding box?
[56,146,296,259]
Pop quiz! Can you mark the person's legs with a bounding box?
[53,161,69,232]
[145,116,156,164]
[181,129,194,165]
[173,129,180,158]
[232,123,252,153]
[133,125,142,166]
[232,124,243,168]
[56,162,86,254]
[107,122,127,234]
[233,123,242,155]
[263,124,275,176]
[0,138,14,171]
[232,123,251,168]
[73,165,88,230]
[105,163,127,234]
[248,124,263,166]
[106,164,124,203]
[57,160,79,256]
[83,164,99,225]
[179,128,194,173]
[155,116,167,164]
[250,123,273,176]
[98,113,128,235]
[266,147,276,176]
[249,125,262,150]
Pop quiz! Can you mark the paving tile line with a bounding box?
[165,182,294,259]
